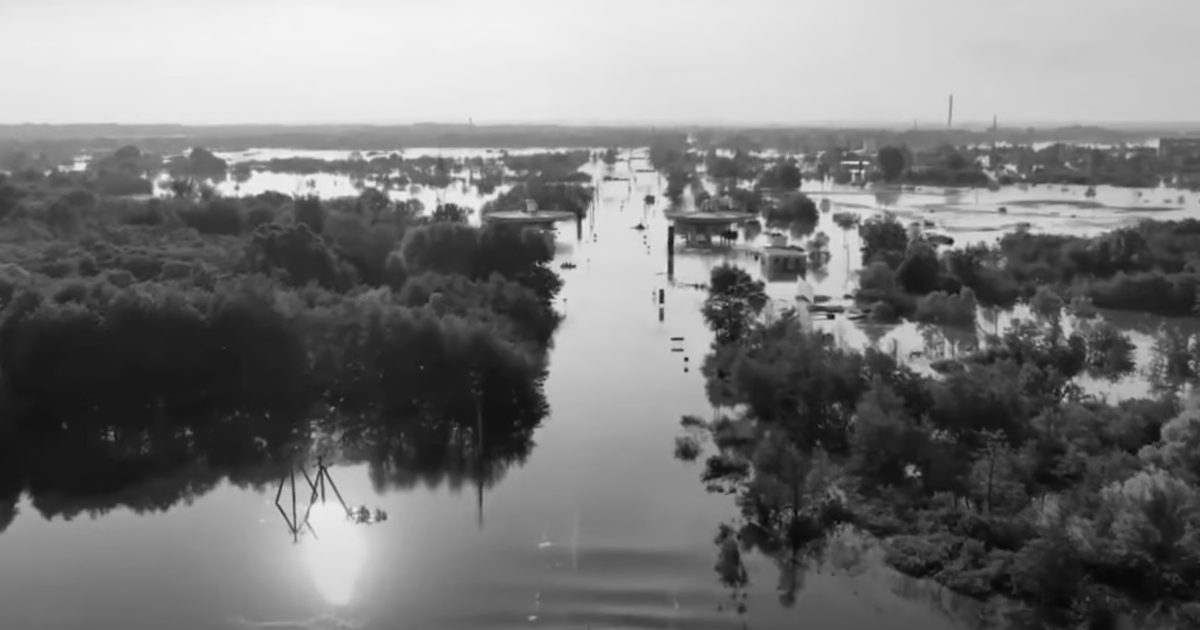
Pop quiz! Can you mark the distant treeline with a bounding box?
[691,125,1200,153]
[0,125,690,153]
[3,123,1199,155]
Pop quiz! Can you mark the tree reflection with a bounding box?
[0,407,301,522]
[0,353,549,531]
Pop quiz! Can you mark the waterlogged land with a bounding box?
[0,146,1199,630]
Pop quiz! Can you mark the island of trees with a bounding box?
[680,262,1200,629]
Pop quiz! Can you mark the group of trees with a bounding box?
[0,165,571,531]
[890,141,1197,189]
[680,263,1200,627]
[853,213,1200,323]
[1,145,601,215]
[480,179,594,220]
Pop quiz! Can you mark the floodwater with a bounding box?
[1,150,1195,630]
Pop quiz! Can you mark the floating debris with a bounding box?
[347,505,388,525]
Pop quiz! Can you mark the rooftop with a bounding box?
[663,210,755,225]
[762,245,806,256]
[484,209,576,224]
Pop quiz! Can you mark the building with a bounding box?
[664,209,753,246]
[840,157,871,184]
[482,199,576,248]
[760,245,807,281]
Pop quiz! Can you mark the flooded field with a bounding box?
[1,148,1196,630]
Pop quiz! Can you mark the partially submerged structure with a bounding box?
[663,208,754,246]
[760,244,807,281]
[483,199,577,246]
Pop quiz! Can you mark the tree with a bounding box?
[356,188,391,219]
[294,195,327,233]
[665,168,693,204]
[246,222,342,289]
[859,213,908,267]
[877,146,906,181]
[432,203,469,223]
[896,241,941,295]
[851,381,923,488]
[765,194,819,234]
[701,264,768,345]
[167,177,197,200]
[402,223,562,304]
[807,232,831,270]
[184,147,229,177]
[777,162,802,191]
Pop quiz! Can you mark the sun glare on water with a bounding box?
[301,503,369,607]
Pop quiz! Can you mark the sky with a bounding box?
[1,0,1198,126]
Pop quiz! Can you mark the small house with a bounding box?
[760,245,807,280]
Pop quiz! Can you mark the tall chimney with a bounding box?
[947,94,954,129]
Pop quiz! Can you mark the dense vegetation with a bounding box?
[680,264,1200,628]
[0,166,568,528]
[854,212,1200,322]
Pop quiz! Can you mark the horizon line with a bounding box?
[4,119,1200,130]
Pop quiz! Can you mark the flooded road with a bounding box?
[1,149,1196,629]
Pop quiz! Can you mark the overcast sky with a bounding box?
[1,0,1196,126]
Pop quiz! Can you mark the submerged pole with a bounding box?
[667,225,675,279]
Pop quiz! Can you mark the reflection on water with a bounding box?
[2,148,1197,630]
[302,503,368,607]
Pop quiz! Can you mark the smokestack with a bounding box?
[947,95,954,129]
[993,114,998,131]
